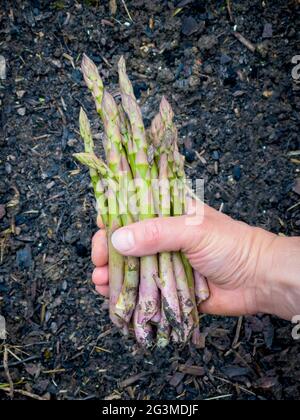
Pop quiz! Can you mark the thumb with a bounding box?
[111,215,203,256]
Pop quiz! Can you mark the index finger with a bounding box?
[92,229,108,267]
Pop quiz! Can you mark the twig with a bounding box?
[0,388,48,400]
[0,355,39,369]
[287,201,300,212]
[232,316,243,348]
[213,375,256,397]
[205,394,233,400]
[233,32,256,53]
[121,0,133,22]
[3,346,14,398]
[226,0,234,22]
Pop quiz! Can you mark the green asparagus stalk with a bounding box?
[81,54,104,117]
[118,68,183,334]
[81,57,141,327]
[118,59,160,327]
[80,57,128,326]
[79,108,108,227]
[74,152,125,329]
[158,97,199,339]
[158,151,182,338]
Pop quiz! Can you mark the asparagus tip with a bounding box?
[160,95,174,124]
[118,55,126,70]
[81,53,104,94]
[79,107,89,128]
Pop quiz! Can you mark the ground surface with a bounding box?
[0,0,300,400]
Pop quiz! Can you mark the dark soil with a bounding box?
[1,0,300,400]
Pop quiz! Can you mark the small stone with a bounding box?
[181,16,204,36]
[262,23,273,39]
[62,280,68,291]
[67,138,77,147]
[188,75,199,88]
[263,90,273,98]
[228,175,235,184]
[233,165,242,181]
[17,107,26,116]
[46,181,55,190]
[50,322,58,334]
[220,54,231,65]
[203,64,213,74]
[25,363,41,377]
[5,162,12,174]
[212,151,220,161]
[293,178,300,195]
[198,35,218,51]
[183,148,196,163]
[50,59,62,68]
[16,245,32,270]
[16,90,26,99]
[0,55,6,80]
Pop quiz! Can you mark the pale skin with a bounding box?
[91,203,300,321]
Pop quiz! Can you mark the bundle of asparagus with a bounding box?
[74,54,209,347]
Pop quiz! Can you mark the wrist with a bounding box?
[257,235,300,320]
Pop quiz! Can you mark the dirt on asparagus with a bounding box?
[0,0,300,400]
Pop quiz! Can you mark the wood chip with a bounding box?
[119,372,151,388]
[169,371,185,387]
[233,32,256,53]
[178,365,205,376]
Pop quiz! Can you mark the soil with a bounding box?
[0,0,300,400]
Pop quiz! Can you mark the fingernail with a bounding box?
[111,229,135,252]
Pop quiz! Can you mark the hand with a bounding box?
[91,203,300,320]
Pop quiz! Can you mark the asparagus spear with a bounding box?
[158,97,199,340]
[79,108,108,227]
[158,151,182,338]
[74,152,125,329]
[118,59,160,327]
[81,54,104,117]
[81,58,140,326]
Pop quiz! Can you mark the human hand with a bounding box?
[91,203,300,320]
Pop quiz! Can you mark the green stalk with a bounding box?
[159,97,199,336]
[74,151,126,329]
[81,54,104,117]
[118,57,161,329]
[100,92,140,324]
[79,108,108,227]
[158,152,182,337]
[81,57,140,328]
[119,92,160,326]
